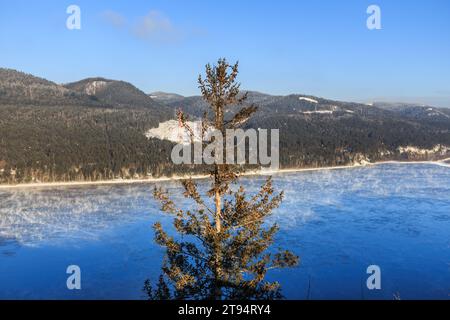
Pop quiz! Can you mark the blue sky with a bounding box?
[1,0,449,106]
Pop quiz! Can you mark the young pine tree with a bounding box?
[145,58,298,300]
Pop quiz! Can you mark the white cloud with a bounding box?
[133,11,181,43]
[101,9,194,44]
[101,10,126,28]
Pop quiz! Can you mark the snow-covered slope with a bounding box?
[145,120,211,144]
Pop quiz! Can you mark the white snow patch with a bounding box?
[145,120,212,145]
[302,110,333,115]
[428,108,450,118]
[299,97,318,104]
[85,81,107,95]
[398,144,450,156]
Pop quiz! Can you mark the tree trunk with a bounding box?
[213,100,224,299]
[215,188,221,232]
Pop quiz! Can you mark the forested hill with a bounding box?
[64,78,173,113]
[0,68,178,183]
[0,68,104,108]
[1,68,450,184]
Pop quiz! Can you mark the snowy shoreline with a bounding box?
[1,158,449,190]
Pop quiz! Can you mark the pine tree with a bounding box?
[145,58,299,300]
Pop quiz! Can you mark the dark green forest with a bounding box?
[1,68,449,184]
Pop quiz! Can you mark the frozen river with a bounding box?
[0,163,449,299]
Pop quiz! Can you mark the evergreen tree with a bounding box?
[145,58,299,300]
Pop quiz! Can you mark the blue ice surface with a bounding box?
[0,163,449,300]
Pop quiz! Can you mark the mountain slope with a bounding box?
[0,69,180,183]
[65,78,172,114]
[0,68,104,107]
[373,102,450,126]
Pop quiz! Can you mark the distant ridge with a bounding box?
[149,91,185,104]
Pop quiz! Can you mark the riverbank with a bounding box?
[1,158,449,190]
